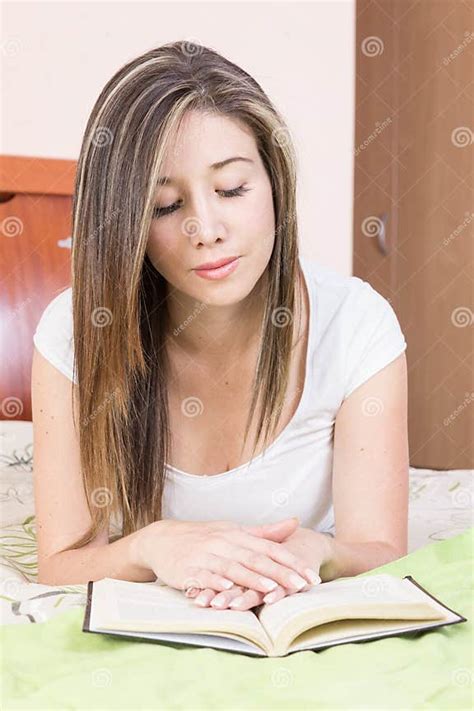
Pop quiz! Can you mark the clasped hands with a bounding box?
[185,517,330,611]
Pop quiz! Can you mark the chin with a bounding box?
[191,284,250,307]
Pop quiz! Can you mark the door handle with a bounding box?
[376,212,388,256]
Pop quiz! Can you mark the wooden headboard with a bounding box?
[0,155,76,421]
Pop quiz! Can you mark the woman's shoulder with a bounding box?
[301,255,372,292]
[301,257,407,400]
[33,286,75,383]
[301,256,397,322]
[34,286,73,333]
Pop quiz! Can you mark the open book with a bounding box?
[82,573,466,657]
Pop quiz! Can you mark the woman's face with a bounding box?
[146,111,275,307]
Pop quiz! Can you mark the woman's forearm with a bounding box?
[37,521,164,586]
[319,535,402,582]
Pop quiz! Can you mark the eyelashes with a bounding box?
[152,185,251,219]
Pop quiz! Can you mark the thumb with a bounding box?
[242,516,300,541]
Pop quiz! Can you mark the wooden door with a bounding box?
[354,0,473,469]
[0,155,75,421]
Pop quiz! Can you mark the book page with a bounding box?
[257,573,445,652]
[92,627,267,656]
[288,616,453,654]
[90,578,271,653]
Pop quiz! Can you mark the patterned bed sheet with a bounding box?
[1,420,472,626]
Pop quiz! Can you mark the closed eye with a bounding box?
[152,185,251,219]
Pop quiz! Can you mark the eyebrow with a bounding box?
[157,156,254,186]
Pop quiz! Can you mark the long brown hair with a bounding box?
[62,40,303,551]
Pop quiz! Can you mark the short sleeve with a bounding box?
[33,287,77,384]
[343,280,407,399]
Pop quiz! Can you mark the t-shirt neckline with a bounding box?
[165,256,314,480]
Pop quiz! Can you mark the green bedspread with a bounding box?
[1,527,472,710]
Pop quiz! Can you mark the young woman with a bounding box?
[31,40,409,612]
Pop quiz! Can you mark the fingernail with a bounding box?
[305,568,321,585]
[289,574,307,590]
[260,578,278,591]
[195,595,208,606]
[211,598,226,608]
[229,596,244,608]
[221,579,234,590]
[263,591,277,604]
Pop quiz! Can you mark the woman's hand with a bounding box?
[187,523,329,610]
[135,516,319,594]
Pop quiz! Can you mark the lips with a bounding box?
[194,256,239,271]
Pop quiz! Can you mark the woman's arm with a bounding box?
[32,346,159,585]
[38,525,160,586]
[321,350,409,580]
[319,536,402,582]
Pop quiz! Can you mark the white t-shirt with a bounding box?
[33,257,407,536]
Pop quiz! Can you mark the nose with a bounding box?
[184,199,226,247]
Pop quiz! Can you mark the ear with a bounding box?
[242,516,300,541]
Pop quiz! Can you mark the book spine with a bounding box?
[82,580,94,633]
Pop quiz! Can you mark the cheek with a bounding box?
[250,182,275,232]
[146,226,179,267]
[247,187,275,255]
